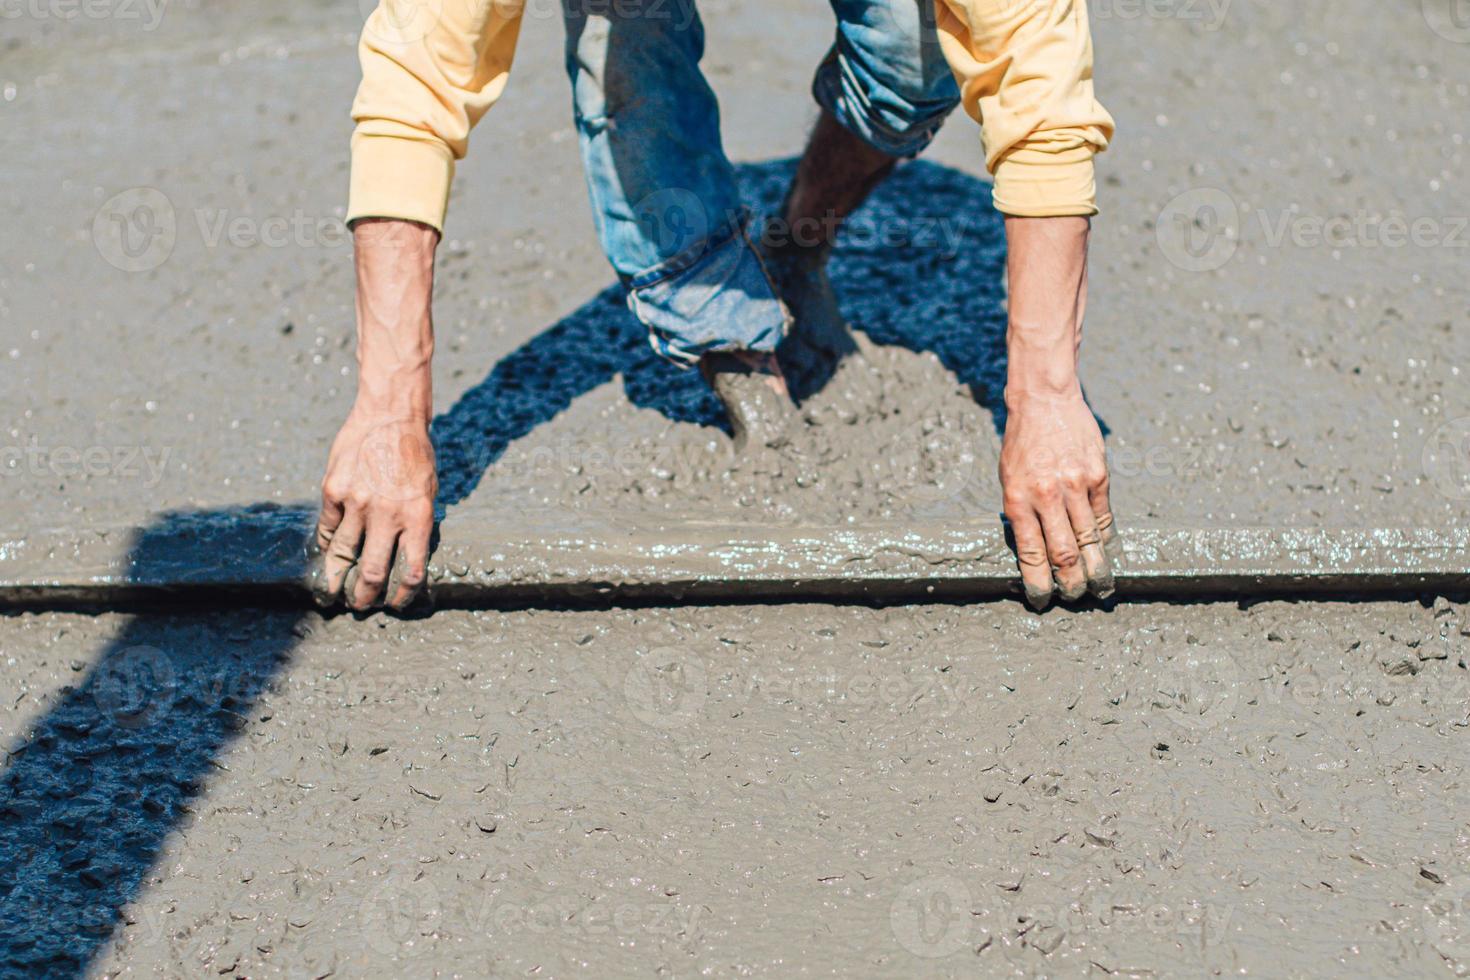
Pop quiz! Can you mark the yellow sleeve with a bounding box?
[934,0,1115,217]
[347,0,526,232]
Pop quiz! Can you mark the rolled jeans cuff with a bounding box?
[627,209,792,367]
[812,49,950,159]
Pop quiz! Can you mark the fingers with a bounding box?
[1090,477,1123,566]
[315,506,364,606]
[1007,509,1055,611]
[1065,491,1114,600]
[1037,502,1087,602]
[350,522,400,611]
[387,514,432,610]
[315,494,344,554]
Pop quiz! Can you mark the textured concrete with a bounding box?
[1,508,1465,607]
[2,601,1469,977]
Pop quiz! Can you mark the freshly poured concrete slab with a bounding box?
[3,0,1470,541]
[1,507,1464,607]
[4,600,1470,976]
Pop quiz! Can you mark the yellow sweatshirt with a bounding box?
[347,0,1115,231]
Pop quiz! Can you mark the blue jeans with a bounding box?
[562,0,961,366]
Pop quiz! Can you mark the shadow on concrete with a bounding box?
[0,157,1026,974]
[434,157,1020,506]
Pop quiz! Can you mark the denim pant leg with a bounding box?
[816,0,962,157]
[562,0,789,366]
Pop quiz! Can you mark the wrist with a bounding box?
[1006,331,1081,403]
[353,360,433,421]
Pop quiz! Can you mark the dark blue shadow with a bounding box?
[434,157,1024,507]
[0,157,1033,976]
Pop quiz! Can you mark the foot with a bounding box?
[699,349,793,452]
[761,244,859,401]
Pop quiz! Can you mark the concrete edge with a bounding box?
[0,507,1465,609]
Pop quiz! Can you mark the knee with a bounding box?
[814,45,959,157]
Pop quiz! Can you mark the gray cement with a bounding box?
[1,600,1469,976]
[1,510,1468,607]
[2,2,1468,536]
[4,2,1470,977]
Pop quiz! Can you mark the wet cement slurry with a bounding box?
[2,511,1469,606]
[1,601,1469,975]
[2,2,1469,533]
[4,1,1470,976]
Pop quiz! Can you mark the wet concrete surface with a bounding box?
[4,2,1470,977]
[3,509,1470,607]
[3,1,1469,533]
[2,601,1469,976]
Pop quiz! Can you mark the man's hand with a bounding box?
[1000,215,1119,610]
[313,218,439,611]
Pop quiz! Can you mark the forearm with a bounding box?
[351,218,438,420]
[1003,214,1089,402]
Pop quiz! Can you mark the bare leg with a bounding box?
[773,109,900,259]
[765,110,901,397]
[699,110,901,444]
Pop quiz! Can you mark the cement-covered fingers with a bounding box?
[312,413,436,612]
[1000,393,1117,610]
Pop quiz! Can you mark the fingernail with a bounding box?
[1092,574,1116,600]
[1024,586,1052,611]
[1058,580,1087,602]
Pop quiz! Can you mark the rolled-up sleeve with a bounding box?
[934,0,1115,216]
[348,0,526,231]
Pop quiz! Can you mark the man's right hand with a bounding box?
[312,218,439,611]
